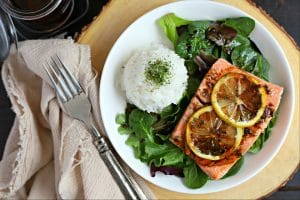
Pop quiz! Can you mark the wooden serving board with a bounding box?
[77,0,300,199]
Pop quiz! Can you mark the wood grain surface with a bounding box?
[77,0,300,199]
[0,0,299,199]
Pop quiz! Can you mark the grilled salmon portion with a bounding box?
[170,58,283,180]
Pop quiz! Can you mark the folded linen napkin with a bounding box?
[0,39,154,199]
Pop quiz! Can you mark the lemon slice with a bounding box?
[186,106,243,160]
[211,73,267,128]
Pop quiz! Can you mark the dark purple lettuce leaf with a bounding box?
[193,55,209,72]
[199,50,217,66]
[150,163,184,177]
[207,23,237,46]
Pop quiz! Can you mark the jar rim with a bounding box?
[0,7,18,61]
[0,0,63,20]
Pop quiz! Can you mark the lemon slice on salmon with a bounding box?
[186,106,243,160]
[211,73,267,128]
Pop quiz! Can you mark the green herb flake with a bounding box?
[145,59,172,86]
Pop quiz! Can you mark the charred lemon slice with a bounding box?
[211,73,267,128]
[186,106,243,160]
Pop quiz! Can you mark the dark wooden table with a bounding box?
[0,0,299,199]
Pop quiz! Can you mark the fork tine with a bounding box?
[47,60,73,100]
[52,56,80,96]
[54,55,83,92]
[43,62,68,103]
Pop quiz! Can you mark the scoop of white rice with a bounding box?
[122,44,188,113]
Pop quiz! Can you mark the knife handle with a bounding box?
[90,125,147,200]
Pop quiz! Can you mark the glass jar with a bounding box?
[0,0,74,39]
[0,7,18,61]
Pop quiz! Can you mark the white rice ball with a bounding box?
[122,44,188,113]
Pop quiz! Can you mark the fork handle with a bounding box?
[91,126,147,200]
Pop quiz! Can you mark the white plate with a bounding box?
[99,0,295,194]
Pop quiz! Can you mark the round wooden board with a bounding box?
[77,0,299,199]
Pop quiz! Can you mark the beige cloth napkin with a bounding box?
[0,39,154,199]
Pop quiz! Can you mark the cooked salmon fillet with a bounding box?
[170,58,283,180]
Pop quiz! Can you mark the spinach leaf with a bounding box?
[222,156,244,179]
[231,34,251,47]
[249,111,279,153]
[248,135,263,154]
[129,109,155,141]
[185,60,199,75]
[265,111,279,140]
[188,21,211,33]
[183,159,208,188]
[225,34,250,54]
[224,17,255,37]
[187,76,201,98]
[231,45,257,71]
[252,54,270,81]
[158,13,191,45]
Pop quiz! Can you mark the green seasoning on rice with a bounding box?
[122,44,188,113]
[145,59,172,86]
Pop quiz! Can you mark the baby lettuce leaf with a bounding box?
[119,104,212,187]
[176,21,213,59]
[129,109,155,142]
[183,158,208,188]
[116,113,133,135]
[115,113,126,125]
[117,126,133,135]
[152,104,181,133]
[224,17,255,37]
[158,13,191,45]
[125,134,143,158]
[175,21,213,60]
[222,156,244,179]
[145,141,184,166]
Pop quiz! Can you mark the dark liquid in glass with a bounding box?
[8,0,73,34]
[9,0,52,12]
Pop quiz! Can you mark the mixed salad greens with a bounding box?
[116,13,278,188]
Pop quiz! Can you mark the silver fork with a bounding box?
[44,55,147,200]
